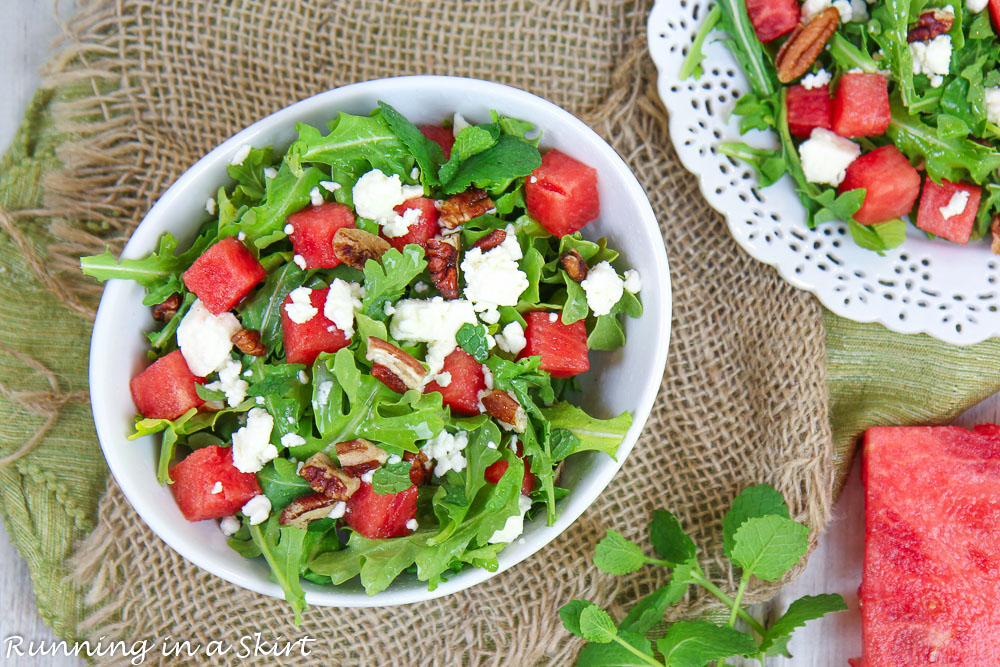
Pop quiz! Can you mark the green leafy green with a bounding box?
[717,142,787,187]
[249,518,308,623]
[679,4,722,80]
[731,514,810,581]
[889,100,1000,183]
[580,605,618,643]
[455,322,491,362]
[655,621,757,667]
[228,162,326,248]
[361,245,427,320]
[377,101,444,187]
[438,124,501,184]
[372,460,416,494]
[257,458,312,510]
[649,509,698,567]
[289,112,411,179]
[760,594,849,654]
[237,261,307,354]
[848,219,907,254]
[714,0,777,98]
[618,580,688,634]
[594,530,648,575]
[440,134,542,195]
[721,484,790,558]
[539,402,632,459]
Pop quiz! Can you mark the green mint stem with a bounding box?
[680,4,722,80]
[727,574,750,627]
[611,635,665,667]
[690,571,767,636]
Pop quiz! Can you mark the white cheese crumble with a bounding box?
[939,189,971,220]
[255,396,265,405]
[849,0,869,21]
[205,198,216,215]
[210,481,223,495]
[486,440,498,450]
[482,364,494,390]
[798,128,861,187]
[361,469,375,484]
[242,369,253,378]
[389,297,478,378]
[410,166,420,180]
[297,370,309,384]
[284,286,317,324]
[323,279,364,338]
[434,371,453,387]
[280,432,307,448]
[229,144,252,166]
[319,180,341,192]
[802,0,853,22]
[327,501,347,519]
[232,407,277,473]
[414,281,430,293]
[529,175,538,184]
[495,321,527,355]
[263,167,278,180]
[351,169,424,231]
[623,269,643,294]
[219,515,241,536]
[460,224,529,323]
[388,454,402,465]
[405,518,419,531]
[293,254,307,270]
[204,358,249,407]
[421,430,470,476]
[581,261,625,316]
[968,0,988,12]
[316,380,334,405]
[237,231,246,241]
[548,313,558,322]
[381,205,422,238]
[284,223,294,235]
[986,86,1000,125]
[309,186,324,207]
[176,299,242,376]
[241,494,272,526]
[488,494,533,544]
[802,69,832,90]
[910,34,952,88]
[452,112,471,137]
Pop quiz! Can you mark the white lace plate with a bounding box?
[647,0,1000,345]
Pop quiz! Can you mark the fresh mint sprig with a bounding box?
[560,484,846,666]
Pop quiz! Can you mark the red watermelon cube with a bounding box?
[168,445,262,521]
[861,426,1000,666]
[525,149,600,237]
[990,0,1000,33]
[380,197,440,251]
[915,179,982,245]
[832,73,891,138]
[130,349,204,419]
[838,146,922,225]
[344,481,418,539]
[280,287,351,365]
[424,348,486,416]
[518,312,589,378]
[287,202,355,269]
[786,85,833,138]
[182,236,266,314]
[420,124,455,160]
[746,0,800,42]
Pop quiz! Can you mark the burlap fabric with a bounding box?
[2,0,1000,664]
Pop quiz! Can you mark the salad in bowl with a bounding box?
[82,97,649,616]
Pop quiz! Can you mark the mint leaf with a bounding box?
[731,514,810,581]
[847,218,907,254]
[456,322,490,362]
[760,594,848,654]
[649,510,697,566]
[539,402,632,460]
[441,134,542,195]
[559,599,595,639]
[438,124,500,184]
[377,101,443,186]
[577,631,655,667]
[372,460,414,494]
[619,570,691,634]
[655,621,758,667]
[579,605,618,644]
[594,530,647,575]
[722,484,790,558]
[361,245,427,320]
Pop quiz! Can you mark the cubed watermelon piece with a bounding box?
[786,85,833,138]
[129,349,204,419]
[168,445,262,522]
[380,197,440,251]
[182,236,266,315]
[420,124,455,160]
[344,481,418,538]
[990,0,1000,33]
[838,146,922,225]
[280,287,350,365]
[424,348,486,416]
[832,73,891,138]
[518,312,589,378]
[861,426,1000,665]
[915,179,982,245]
[525,149,600,237]
[287,202,355,268]
[484,458,537,495]
[746,0,800,42]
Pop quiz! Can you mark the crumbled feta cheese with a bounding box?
[232,407,277,473]
[388,454,402,465]
[581,261,625,316]
[910,34,952,88]
[322,279,364,338]
[284,286,317,324]
[284,223,294,235]
[327,501,346,519]
[389,297,478,377]
[381,205,422,238]
[316,380,334,406]
[309,186,324,207]
[849,0,869,21]
[939,190,971,220]
[205,198,217,215]
[414,281,430,293]
[798,128,861,187]
[319,180,341,192]
[529,175,538,183]
[352,169,424,226]
[482,364,494,390]
[263,167,278,180]
[176,299,242,376]
[297,370,309,384]
[296,460,304,474]
[802,0,853,21]
[548,313,558,322]
[488,495,533,544]
[495,321,526,355]
[986,87,1000,124]
[361,469,375,484]
[210,481,223,495]
[486,440,498,450]
[460,224,528,323]
[241,494,272,525]
[968,0,988,12]
[405,518,419,531]
[229,143,252,166]
[421,430,470,476]
[242,369,253,378]
[237,231,246,241]
[255,396,265,405]
[204,358,249,407]
[219,515,241,536]
[280,432,306,448]
[623,269,643,294]
[410,166,420,180]
[434,371,453,387]
[452,112,471,136]
[802,69,832,90]
[293,254,307,270]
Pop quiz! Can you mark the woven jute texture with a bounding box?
[15,0,833,663]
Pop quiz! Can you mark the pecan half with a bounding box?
[153,294,181,322]
[231,328,266,356]
[371,364,409,393]
[776,8,840,84]
[439,188,495,229]
[279,492,341,529]
[299,452,361,500]
[908,9,954,42]
[480,389,528,433]
[335,438,389,478]
[404,450,432,486]
[991,215,1000,255]
[366,337,427,391]
[425,235,460,299]
[560,249,589,282]
[473,229,507,252]
[332,228,391,270]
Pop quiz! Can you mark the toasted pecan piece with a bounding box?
[776,8,840,84]
[560,249,589,282]
[908,9,954,42]
[473,229,507,252]
[153,294,181,322]
[991,215,1000,255]
[332,228,391,270]
[279,492,341,529]
[335,438,389,478]
[231,328,266,356]
[404,450,432,486]
[425,235,460,299]
[480,389,528,433]
[439,188,495,229]
[299,452,361,499]
[365,338,427,391]
[371,364,409,394]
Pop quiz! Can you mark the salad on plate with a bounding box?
[81,102,643,617]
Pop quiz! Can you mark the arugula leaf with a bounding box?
[289,113,411,179]
[455,322,490,362]
[731,514,810,581]
[594,530,647,575]
[440,134,542,195]
[680,4,722,80]
[649,509,698,566]
[655,621,758,667]
[257,458,312,510]
[812,189,866,226]
[760,594,849,654]
[870,0,918,108]
[539,402,632,460]
[146,292,194,349]
[848,219,907,254]
[714,0,777,98]
[372,460,415,494]
[237,261,307,354]
[561,274,589,324]
[249,518,308,623]
[226,146,274,202]
[377,101,444,187]
[579,605,618,643]
[717,142,787,187]
[81,231,213,289]
[722,484,790,558]
[309,529,426,595]
[361,245,427,320]
[975,183,1000,238]
[229,162,326,249]
[828,33,880,73]
[429,422,502,544]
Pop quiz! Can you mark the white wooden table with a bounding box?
[2,3,1000,664]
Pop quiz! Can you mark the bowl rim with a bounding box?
[89,74,672,607]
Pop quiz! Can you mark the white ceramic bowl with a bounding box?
[89,76,672,607]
